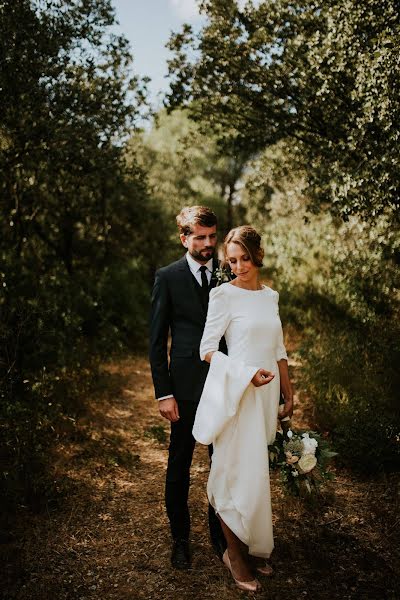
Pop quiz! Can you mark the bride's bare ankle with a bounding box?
[228,550,253,581]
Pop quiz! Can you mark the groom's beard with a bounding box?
[190,247,215,263]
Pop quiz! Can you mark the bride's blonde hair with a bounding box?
[223,226,264,268]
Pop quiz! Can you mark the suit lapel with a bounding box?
[177,255,223,318]
[177,256,207,318]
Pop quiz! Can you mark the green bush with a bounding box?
[298,312,400,473]
[0,0,173,510]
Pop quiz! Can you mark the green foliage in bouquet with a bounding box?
[269,430,337,497]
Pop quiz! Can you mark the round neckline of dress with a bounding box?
[227,283,267,293]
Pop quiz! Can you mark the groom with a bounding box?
[149,205,226,569]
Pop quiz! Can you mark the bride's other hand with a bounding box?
[252,369,275,387]
[278,358,294,418]
[279,396,293,418]
[204,351,215,363]
[159,397,180,422]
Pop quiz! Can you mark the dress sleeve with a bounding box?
[273,291,288,361]
[200,286,230,360]
[193,351,259,445]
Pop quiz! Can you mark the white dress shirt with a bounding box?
[185,251,213,286]
[158,253,214,401]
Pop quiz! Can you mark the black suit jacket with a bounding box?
[149,255,224,408]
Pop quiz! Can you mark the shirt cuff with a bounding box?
[157,394,174,401]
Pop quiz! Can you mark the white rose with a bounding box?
[301,435,318,456]
[292,470,299,477]
[298,454,317,474]
[287,429,293,439]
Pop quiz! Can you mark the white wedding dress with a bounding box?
[193,283,287,558]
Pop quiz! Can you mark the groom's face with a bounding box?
[180,224,217,263]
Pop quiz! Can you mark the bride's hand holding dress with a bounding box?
[204,351,275,386]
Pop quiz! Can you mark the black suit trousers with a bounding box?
[165,401,224,550]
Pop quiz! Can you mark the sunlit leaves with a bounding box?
[166,0,400,221]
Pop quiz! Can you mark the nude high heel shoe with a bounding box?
[222,549,261,592]
[256,562,273,576]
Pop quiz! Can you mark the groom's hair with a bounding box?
[176,205,218,235]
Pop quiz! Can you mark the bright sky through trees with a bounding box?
[111,0,260,106]
[111,0,203,106]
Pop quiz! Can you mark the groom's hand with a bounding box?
[159,397,180,422]
[252,369,275,387]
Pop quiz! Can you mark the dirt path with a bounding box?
[3,355,400,600]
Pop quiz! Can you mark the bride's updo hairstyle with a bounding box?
[223,225,264,268]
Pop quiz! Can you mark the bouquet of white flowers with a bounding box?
[268,429,337,496]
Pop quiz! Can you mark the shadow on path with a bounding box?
[2,356,399,600]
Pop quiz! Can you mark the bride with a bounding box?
[193,225,293,592]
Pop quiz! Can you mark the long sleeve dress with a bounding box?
[192,283,288,558]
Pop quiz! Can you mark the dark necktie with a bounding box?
[199,265,209,303]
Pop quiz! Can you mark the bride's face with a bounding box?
[226,242,258,283]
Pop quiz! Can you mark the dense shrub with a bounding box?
[0,1,169,509]
[299,310,400,473]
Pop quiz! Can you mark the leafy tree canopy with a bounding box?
[130,108,250,236]
[166,0,400,220]
[0,0,156,390]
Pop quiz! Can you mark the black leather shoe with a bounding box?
[171,538,191,570]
